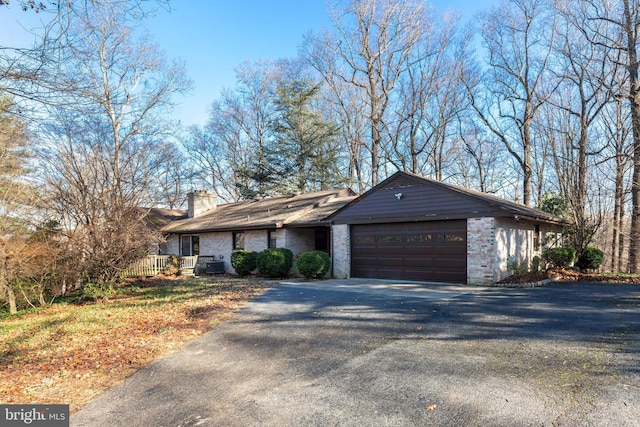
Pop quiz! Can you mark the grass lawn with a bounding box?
[0,276,272,412]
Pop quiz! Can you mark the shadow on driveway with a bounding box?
[72,279,640,427]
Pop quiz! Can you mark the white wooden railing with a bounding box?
[124,255,219,278]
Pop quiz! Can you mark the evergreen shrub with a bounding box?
[542,247,575,268]
[231,250,257,276]
[575,247,604,271]
[257,248,293,278]
[297,250,331,279]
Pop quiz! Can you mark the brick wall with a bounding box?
[199,231,234,273]
[244,230,268,253]
[331,224,350,279]
[467,217,497,285]
[281,228,316,256]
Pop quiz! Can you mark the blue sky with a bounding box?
[1,0,496,127]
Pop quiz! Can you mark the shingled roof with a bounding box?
[162,188,357,234]
[146,208,188,228]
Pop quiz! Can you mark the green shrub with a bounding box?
[257,248,293,278]
[576,247,604,271]
[163,255,180,276]
[83,282,115,301]
[297,250,331,279]
[542,247,576,268]
[231,250,257,276]
[531,255,542,272]
[507,260,528,274]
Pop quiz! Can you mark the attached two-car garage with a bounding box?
[328,171,567,285]
[350,220,467,283]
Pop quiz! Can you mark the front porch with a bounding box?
[124,255,219,277]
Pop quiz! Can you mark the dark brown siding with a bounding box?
[351,221,466,283]
[331,174,502,224]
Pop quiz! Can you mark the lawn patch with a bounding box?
[0,276,270,412]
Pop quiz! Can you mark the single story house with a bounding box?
[159,188,357,274]
[157,171,568,285]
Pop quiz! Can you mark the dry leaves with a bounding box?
[498,268,640,285]
[0,276,270,412]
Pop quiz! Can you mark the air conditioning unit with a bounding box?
[206,261,225,274]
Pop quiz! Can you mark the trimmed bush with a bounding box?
[576,247,604,271]
[297,250,331,279]
[257,248,293,278]
[542,247,576,268]
[231,250,257,276]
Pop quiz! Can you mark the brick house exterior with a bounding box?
[159,189,356,276]
[156,172,566,284]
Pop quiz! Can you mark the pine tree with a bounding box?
[270,79,342,193]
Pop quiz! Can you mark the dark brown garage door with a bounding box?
[351,221,467,283]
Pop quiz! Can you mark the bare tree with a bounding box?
[302,29,370,192]
[38,4,190,285]
[306,0,427,187]
[537,1,615,256]
[599,92,633,271]
[182,120,246,203]
[383,8,467,181]
[149,140,192,209]
[0,96,35,314]
[578,0,640,272]
[464,0,556,206]
[190,60,283,200]
[453,118,508,194]
[0,0,171,112]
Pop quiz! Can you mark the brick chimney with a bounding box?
[187,190,217,218]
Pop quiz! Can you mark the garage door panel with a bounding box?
[351,220,466,283]
[433,247,466,256]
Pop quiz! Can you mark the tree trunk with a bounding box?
[612,148,626,271]
[0,260,17,315]
[522,120,533,206]
[618,201,626,272]
[624,0,640,273]
[371,121,381,187]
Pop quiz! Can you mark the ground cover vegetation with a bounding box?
[3,0,640,313]
[0,276,271,412]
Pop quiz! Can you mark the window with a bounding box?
[268,230,277,248]
[534,225,541,251]
[180,235,199,256]
[406,234,432,244]
[438,233,465,243]
[233,232,245,250]
[315,228,329,252]
[378,234,401,244]
[354,235,375,245]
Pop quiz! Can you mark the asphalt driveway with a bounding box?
[71,279,640,426]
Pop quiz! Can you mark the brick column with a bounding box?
[331,224,350,278]
[467,218,497,285]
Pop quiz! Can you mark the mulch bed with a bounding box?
[498,268,640,284]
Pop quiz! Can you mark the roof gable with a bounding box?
[163,188,356,233]
[328,172,568,225]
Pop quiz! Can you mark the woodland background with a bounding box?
[2,0,640,313]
